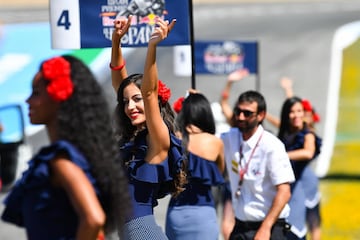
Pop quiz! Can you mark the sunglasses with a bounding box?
[234,107,257,118]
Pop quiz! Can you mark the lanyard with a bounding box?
[238,130,264,184]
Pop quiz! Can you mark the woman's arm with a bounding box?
[141,18,176,164]
[217,139,225,173]
[50,157,105,240]
[220,69,249,125]
[220,80,234,125]
[265,112,281,128]
[111,16,132,92]
[280,76,294,99]
[265,77,294,129]
[287,133,316,161]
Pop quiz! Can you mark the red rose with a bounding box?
[46,77,74,102]
[312,112,321,123]
[42,57,73,102]
[301,99,313,112]
[158,80,171,104]
[173,97,184,114]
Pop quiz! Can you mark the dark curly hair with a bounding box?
[115,73,176,142]
[114,73,187,196]
[47,55,130,232]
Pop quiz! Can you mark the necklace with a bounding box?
[235,130,264,198]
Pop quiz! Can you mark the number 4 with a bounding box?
[57,10,71,30]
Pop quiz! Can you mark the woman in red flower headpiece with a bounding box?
[277,96,322,240]
[111,16,187,239]
[264,77,322,240]
[165,90,225,240]
[1,55,130,240]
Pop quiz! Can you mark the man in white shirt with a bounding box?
[221,90,295,240]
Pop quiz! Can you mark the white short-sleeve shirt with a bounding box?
[221,125,295,221]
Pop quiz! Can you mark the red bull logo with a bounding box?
[204,41,247,74]
[100,0,168,44]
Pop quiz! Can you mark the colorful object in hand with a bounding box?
[42,57,74,102]
[158,80,171,104]
[173,97,185,113]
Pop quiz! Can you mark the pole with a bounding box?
[188,0,196,89]
[255,41,260,92]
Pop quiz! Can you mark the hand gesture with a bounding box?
[280,76,293,91]
[149,18,176,46]
[187,88,199,94]
[112,15,132,41]
[227,68,250,82]
[280,76,294,98]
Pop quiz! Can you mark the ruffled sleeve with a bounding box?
[188,153,224,186]
[1,140,94,226]
[37,140,90,169]
[122,131,185,184]
[168,134,185,175]
[26,140,93,188]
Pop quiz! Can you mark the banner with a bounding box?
[50,0,191,49]
[194,41,258,75]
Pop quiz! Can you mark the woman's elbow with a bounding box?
[304,150,316,160]
[84,211,106,229]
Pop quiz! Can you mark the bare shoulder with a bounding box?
[190,132,221,144]
[188,133,223,161]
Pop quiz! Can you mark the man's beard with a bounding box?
[236,120,258,133]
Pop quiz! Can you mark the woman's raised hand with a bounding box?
[227,68,250,82]
[149,18,176,45]
[112,15,132,40]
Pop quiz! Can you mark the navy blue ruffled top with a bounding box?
[120,129,184,221]
[1,140,100,240]
[282,128,322,179]
[168,152,224,207]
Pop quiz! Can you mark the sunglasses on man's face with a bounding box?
[234,107,257,118]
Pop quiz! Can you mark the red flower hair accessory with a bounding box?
[312,111,321,123]
[173,97,185,114]
[158,80,171,104]
[301,99,313,112]
[42,57,73,102]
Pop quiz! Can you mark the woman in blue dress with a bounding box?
[111,17,186,239]
[166,91,225,240]
[1,55,130,239]
[277,96,321,240]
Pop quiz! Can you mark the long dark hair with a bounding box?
[115,73,176,143]
[277,96,304,140]
[176,92,216,152]
[115,73,186,196]
[53,55,130,232]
